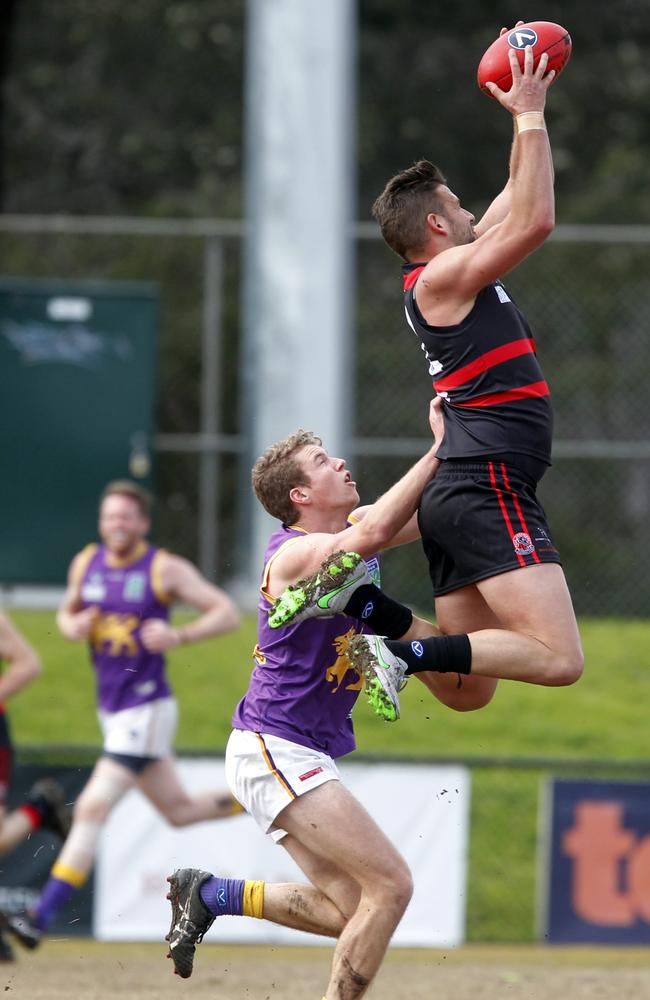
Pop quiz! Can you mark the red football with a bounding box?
[477,21,572,97]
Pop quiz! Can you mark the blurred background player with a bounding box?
[4,479,242,951]
[0,611,71,962]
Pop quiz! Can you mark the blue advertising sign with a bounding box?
[543,778,650,944]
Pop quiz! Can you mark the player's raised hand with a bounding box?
[485,46,555,115]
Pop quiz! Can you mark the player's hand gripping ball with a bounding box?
[477,21,572,96]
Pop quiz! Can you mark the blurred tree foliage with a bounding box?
[2,0,650,221]
[3,0,244,215]
[0,0,17,205]
[2,2,650,611]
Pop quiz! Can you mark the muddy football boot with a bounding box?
[165,868,215,979]
[268,551,371,629]
[348,633,408,722]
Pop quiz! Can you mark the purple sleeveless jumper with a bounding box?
[232,525,379,759]
[77,542,172,713]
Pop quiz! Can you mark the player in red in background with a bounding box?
[364,28,584,693]
[278,27,584,705]
[0,612,72,962]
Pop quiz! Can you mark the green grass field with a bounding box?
[6,610,650,942]
[7,610,650,760]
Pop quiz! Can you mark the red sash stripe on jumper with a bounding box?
[434,338,539,391]
[452,381,550,408]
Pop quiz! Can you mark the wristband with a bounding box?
[516,112,546,134]
[344,584,414,640]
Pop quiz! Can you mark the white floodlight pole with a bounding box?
[240,0,356,594]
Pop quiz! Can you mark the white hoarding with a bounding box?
[95,758,470,947]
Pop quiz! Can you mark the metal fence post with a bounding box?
[199,235,224,582]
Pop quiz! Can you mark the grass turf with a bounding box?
[6,610,650,761]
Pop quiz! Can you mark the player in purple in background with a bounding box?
[4,480,242,951]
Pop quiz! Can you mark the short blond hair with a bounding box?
[100,480,152,518]
[252,430,321,525]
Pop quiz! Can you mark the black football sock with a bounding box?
[343,584,413,639]
[385,634,472,675]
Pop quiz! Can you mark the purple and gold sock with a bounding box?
[199,876,245,916]
[33,873,81,931]
[199,876,264,919]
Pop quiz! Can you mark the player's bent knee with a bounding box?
[417,674,497,712]
[159,801,192,827]
[374,863,413,916]
[165,812,187,828]
[388,869,414,918]
[445,684,498,712]
[560,656,584,686]
[75,776,127,824]
[549,649,584,686]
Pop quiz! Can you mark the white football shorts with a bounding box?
[225,728,341,842]
[98,696,178,759]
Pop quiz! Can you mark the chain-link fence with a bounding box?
[1,218,649,613]
[356,229,650,616]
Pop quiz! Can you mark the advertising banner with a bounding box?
[542,777,650,943]
[95,758,470,947]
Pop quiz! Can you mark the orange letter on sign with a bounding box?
[563,802,635,925]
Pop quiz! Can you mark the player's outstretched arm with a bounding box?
[0,612,42,700]
[349,392,445,550]
[267,396,444,631]
[268,399,443,596]
[474,22,525,237]
[140,555,241,652]
[472,45,556,259]
[419,45,555,315]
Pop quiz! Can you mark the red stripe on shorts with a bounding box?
[488,461,527,568]
[500,463,541,564]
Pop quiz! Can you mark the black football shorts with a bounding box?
[418,459,562,597]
